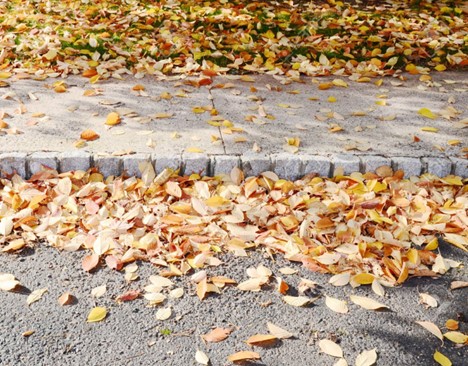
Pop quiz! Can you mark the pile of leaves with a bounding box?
[0,0,466,80]
[0,165,466,287]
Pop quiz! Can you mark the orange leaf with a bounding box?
[227,351,261,363]
[82,253,99,272]
[202,327,232,343]
[105,112,121,126]
[83,69,98,78]
[80,129,100,141]
[245,334,277,346]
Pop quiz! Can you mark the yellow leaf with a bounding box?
[418,108,437,119]
[442,176,463,186]
[434,65,446,72]
[447,139,460,146]
[105,112,121,126]
[350,295,389,310]
[0,72,12,79]
[87,307,107,322]
[192,107,206,114]
[352,273,375,285]
[444,331,468,344]
[332,79,348,88]
[89,75,100,84]
[375,100,386,106]
[153,112,174,119]
[186,147,204,153]
[327,96,337,103]
[205,195,228,207]
[240,75,255,82]
[421,126,439,132]
[434,351,452,366]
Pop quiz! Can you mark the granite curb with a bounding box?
[0,152,466,179]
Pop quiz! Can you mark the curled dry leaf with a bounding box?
[156,307,172,321]
[355,349,378,366]
[202,327,232,343]
[87,307,107,322]
[227,351,261,363]
[0,273,21,291]
[349,295,389,311]
[419,293,438,308]
[267,322,294,339]
[105,112,121,126]
[91,285,106,298]
[80,129,100,141]
[195,350,210,365]
[22,330,35,337]
[58,292,74,306]
[318,339,343,358]
[27,288,48,305]
[283,295,310,307]
[116,290,140,303]
[245,334,277,346]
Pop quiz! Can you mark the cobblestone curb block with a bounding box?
[422,157,452,177]
[59,151,91,172]
[450,157,468,177]
[361,155,391,174]
[122,154,151,177]
[28,152,58,177]
[0,152,27,178]
[241,154,271,177]
[302,155,331,177]
[273,153,302,181]
[332,154,361,176]
[94,155,122,177]
[391,157,422,178]
[211,155,240,176]
[182,154,210,176]
[154,154,181,174]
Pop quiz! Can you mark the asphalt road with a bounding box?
[0,243,466,366]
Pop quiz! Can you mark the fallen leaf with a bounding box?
[418,108,437,119]
[355,349,378,366]
[443,331,468,344]
[434,351,452,366]
[245,334,277,346]
[156,307,172,321]
[325,295,348,314]
[87,307,107,322]
[415,321,443,341]
[27,288,48,305]
[283,295,310,307]
[82,253,99,272]
[450,281,468,290]
[105,112,121,126]
[80,129,100,141]
[202,327,232,343]
[319,339,343,358]
[349,295,389,311]
[445,319,459,331]
[267,322,294,339]
[195,350,210,365]
[58,292,74,306]
[227,351,261,363]
[419,293,438,308]
[421,126,439,133]
[116,290,140,303]
[91,285,107,298]
[22,330,35,337]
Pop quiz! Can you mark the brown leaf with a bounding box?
[197,278,208,300]
[116,290,140,303]
[202,327,232,343]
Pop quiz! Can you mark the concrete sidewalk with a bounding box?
[0,72,467,178]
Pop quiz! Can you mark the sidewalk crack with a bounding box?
[208,87,226,155]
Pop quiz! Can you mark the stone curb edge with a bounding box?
[0,152,466,179]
